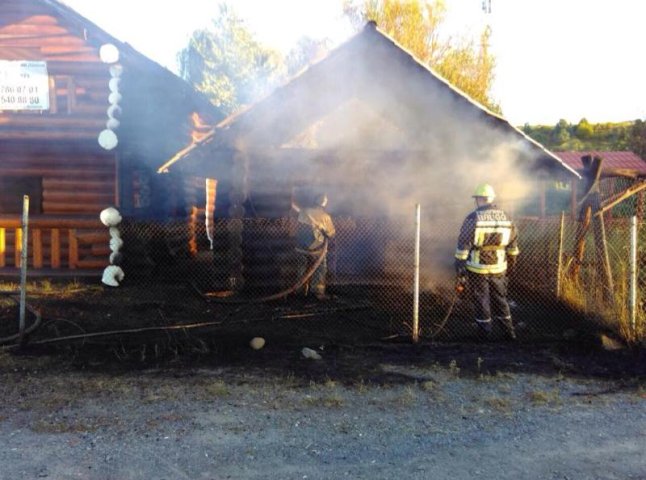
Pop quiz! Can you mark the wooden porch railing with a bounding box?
[0,216,108,271]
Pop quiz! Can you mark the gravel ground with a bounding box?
[0,341,645,480]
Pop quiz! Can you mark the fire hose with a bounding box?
[424,274,465,339]
[195,239,328,304]
[0,291,43,345]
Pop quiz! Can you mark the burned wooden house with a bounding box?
[160,22,580,293]
[0,0,221,274]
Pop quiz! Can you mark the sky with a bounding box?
[62,0,646,126]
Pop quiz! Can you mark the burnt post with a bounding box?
[227,151,248,291]
[570,155,614,298]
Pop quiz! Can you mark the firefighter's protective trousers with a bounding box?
[295,206,335,296]
[468,271,510,323]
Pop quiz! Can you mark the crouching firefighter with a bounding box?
[292,193,336,300]
[454,184,520,339]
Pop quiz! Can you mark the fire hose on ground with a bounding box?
[0,291,42,346]
[1,242,332,350]
[193,239,329,304]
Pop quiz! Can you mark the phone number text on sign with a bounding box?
[0,61,50,111]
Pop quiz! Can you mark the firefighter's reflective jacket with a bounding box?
[454,204,519,275]
[296,207,336,251]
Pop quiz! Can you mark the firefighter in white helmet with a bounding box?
[292,192,336,300]
[454,184,520,339]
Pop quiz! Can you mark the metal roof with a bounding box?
[555,151,646,174]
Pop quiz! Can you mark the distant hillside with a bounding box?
[521,119,645,156]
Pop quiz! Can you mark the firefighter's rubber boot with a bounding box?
[504,317,517,340]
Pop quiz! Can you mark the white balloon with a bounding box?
[99,207,122,227]
[102,265,124,287]
[98,129,118,150]
[99,43,120,64]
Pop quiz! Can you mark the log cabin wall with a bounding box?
[0,0,118,215]
[0,0,223,274]
[0,2,118,273]
[0,142,116,215]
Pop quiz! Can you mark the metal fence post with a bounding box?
[19,195,30,345]
[412,204,421,343]
[630,215,637,335]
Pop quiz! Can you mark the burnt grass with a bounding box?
[1,281,644,387]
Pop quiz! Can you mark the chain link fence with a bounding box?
[2,200,645,347]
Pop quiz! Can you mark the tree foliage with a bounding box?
[178,3,285,115]
[522,118,637,152]
[342,0,500,113]
[284,37,331,78]
[574,118,593,139]
[629,120,646,159]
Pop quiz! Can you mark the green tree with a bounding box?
[285,37,331,77]
[629,119,646,159]
[551,119,571,145]
[342,0,500,113]
[178,3,285,115]
[574,118,593,139]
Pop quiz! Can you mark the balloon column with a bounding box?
[99,207,125,287]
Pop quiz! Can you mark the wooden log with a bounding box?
[41,45,96,55]
[64,103,109,116]
[570,205,592,279]
[47,53,101,63]
[64,75,76,114]
[91,245,111,257]
[0,228,5,267]
[0,15,60,26]
[32,229,43,268]
[51,228,60,268]
[0,6,49,15]
[0,216,103,229]
[43,192,114,204]
[75,232,109,244]
[0,24,69,35]
[48,74,57,114]
[14,227,22,267]
[0,167,112,178]
[45,61,109,77]
[593,213,614,295]
[43,201,105,214]
[594,180,646,217]
[75,259,107,269]
[43,178,114,193]
[68,229,78,269]
[0,151,116,162]
[0,158,115,170]
[0,130,101,141]
[0,114,106,129]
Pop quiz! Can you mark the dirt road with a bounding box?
[0,341,644,480]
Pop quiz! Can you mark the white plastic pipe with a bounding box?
[412,204,421,343]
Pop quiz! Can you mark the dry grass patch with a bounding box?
[484,396,513,414]
[302,393,345,408]
[527,388,561,406]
